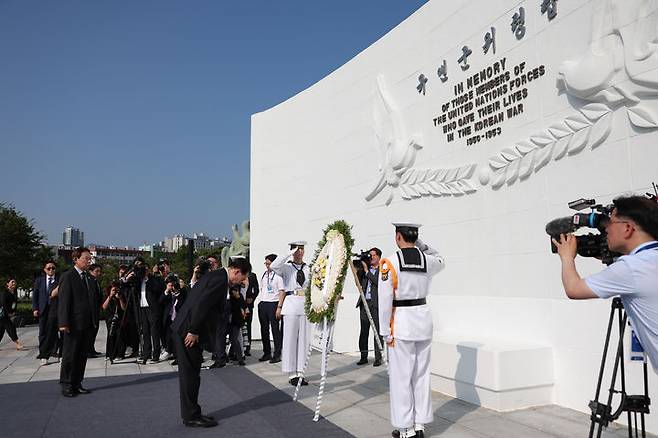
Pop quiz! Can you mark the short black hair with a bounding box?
[614,195,658,240]
[229,257,252,275]
[265,253,277,262]
[118,264,128,271]
[396,228,418,244]
[71,247,90,261]
[44,260,56,268]
[369,247,382,257]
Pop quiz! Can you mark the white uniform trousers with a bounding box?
[281,314,310,374]
[387,339,433,429]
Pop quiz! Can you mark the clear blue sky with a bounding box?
[0,0,426,247]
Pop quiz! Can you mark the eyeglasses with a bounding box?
[608,220,630,226]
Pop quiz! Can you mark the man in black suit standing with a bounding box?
[33,260,59,364]
[58,247,96,397]
[356,247,383,367]
[172,257,251,428]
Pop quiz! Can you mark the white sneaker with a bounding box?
[40,358,48,366]
[159,350,172,361]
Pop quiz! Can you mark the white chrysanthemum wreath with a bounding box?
[304,220,354,323]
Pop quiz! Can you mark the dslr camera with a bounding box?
[545,198,619,265]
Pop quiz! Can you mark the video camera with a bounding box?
[352,249,372,270]
[545,198,619,265]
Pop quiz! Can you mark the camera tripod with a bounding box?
[589,297,650,438]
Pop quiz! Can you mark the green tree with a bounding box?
[0,203,49,289]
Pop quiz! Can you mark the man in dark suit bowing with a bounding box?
[172,257,251,428]
[356,247,384,367]
[58,247,97,397]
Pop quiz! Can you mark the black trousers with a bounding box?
[38,307,49,347]
[60,328,91,390]
[245,306,254,350]
[0,316,18,343]
[358,302,382,360]
[258,301,282,357]
[173,334,204,421]
[38,305,61,359]
[88,317,100,354]
[213,304,231,365]
[139,308,161,360]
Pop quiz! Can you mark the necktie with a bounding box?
[171,297,178,321]
[47,277,53,291]
[81,272,89,291]
[296,269,305,287]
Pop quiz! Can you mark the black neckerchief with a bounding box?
[288,261,306,287]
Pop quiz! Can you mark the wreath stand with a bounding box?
[293,263,388,422]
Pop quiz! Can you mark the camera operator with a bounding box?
[356,248,384,367]
[103,280,126,362]
[553,195,658,373]
[162,274,186,364]
[117,264,139,358]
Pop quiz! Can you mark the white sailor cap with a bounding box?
[289,240,307,249]
[392,222,422,232]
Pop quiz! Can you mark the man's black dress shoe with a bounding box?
[259,354,272,362]
[289,376,300,386]
[373,358,382,367]
[391,430,417,438]
[75,387,92,394]
[300,377,309,386]
[184,417,218,428]
[62,388,77,398]
[208,361,226,369]
[201,414,215,421]
[356,357,368,365]
[415,431,424,438]
[269,356,281,364]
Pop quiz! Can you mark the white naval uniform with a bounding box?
[378,243,445,431]
[270,250,311,375]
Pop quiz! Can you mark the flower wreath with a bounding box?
[304,220,354,323]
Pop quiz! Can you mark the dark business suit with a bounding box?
[139,275,165,361]
[172,269,229,421]
[243,272,259,353]
[32,275,59,353]
[162,288,187,356]
[357,267,382,360]
[58,268,97,392]
[88,276,103,355]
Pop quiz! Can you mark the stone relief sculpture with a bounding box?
[366,75,477,205]
[221,220,250,268]
[482,0,658,189]
[366,1,658,202]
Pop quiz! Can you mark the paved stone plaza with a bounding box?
[0,325,652,437]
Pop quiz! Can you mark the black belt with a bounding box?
[392,298,426,307]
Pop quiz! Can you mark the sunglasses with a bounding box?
[45,267,56,271]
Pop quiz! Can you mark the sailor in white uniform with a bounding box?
[378,223,445,438]
[270,240,311,386]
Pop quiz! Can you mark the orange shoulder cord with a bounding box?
[379,258,398,347]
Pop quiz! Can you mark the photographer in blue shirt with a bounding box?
[553,195,658,373]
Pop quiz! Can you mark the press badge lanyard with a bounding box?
[263,271,274,292]
[635,242,658,254]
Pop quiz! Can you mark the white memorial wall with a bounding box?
[250,0,658,431]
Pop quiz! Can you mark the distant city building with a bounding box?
[192,233,210,250]
[62,226,84,247]
[88,245,148,265]
[163,233,230,252]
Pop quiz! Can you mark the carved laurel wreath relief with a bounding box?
[366,0,658,205]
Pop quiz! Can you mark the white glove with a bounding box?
[415,238,429,252]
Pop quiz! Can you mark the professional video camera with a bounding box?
[545,198,619,265]
[351,249,371,269]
